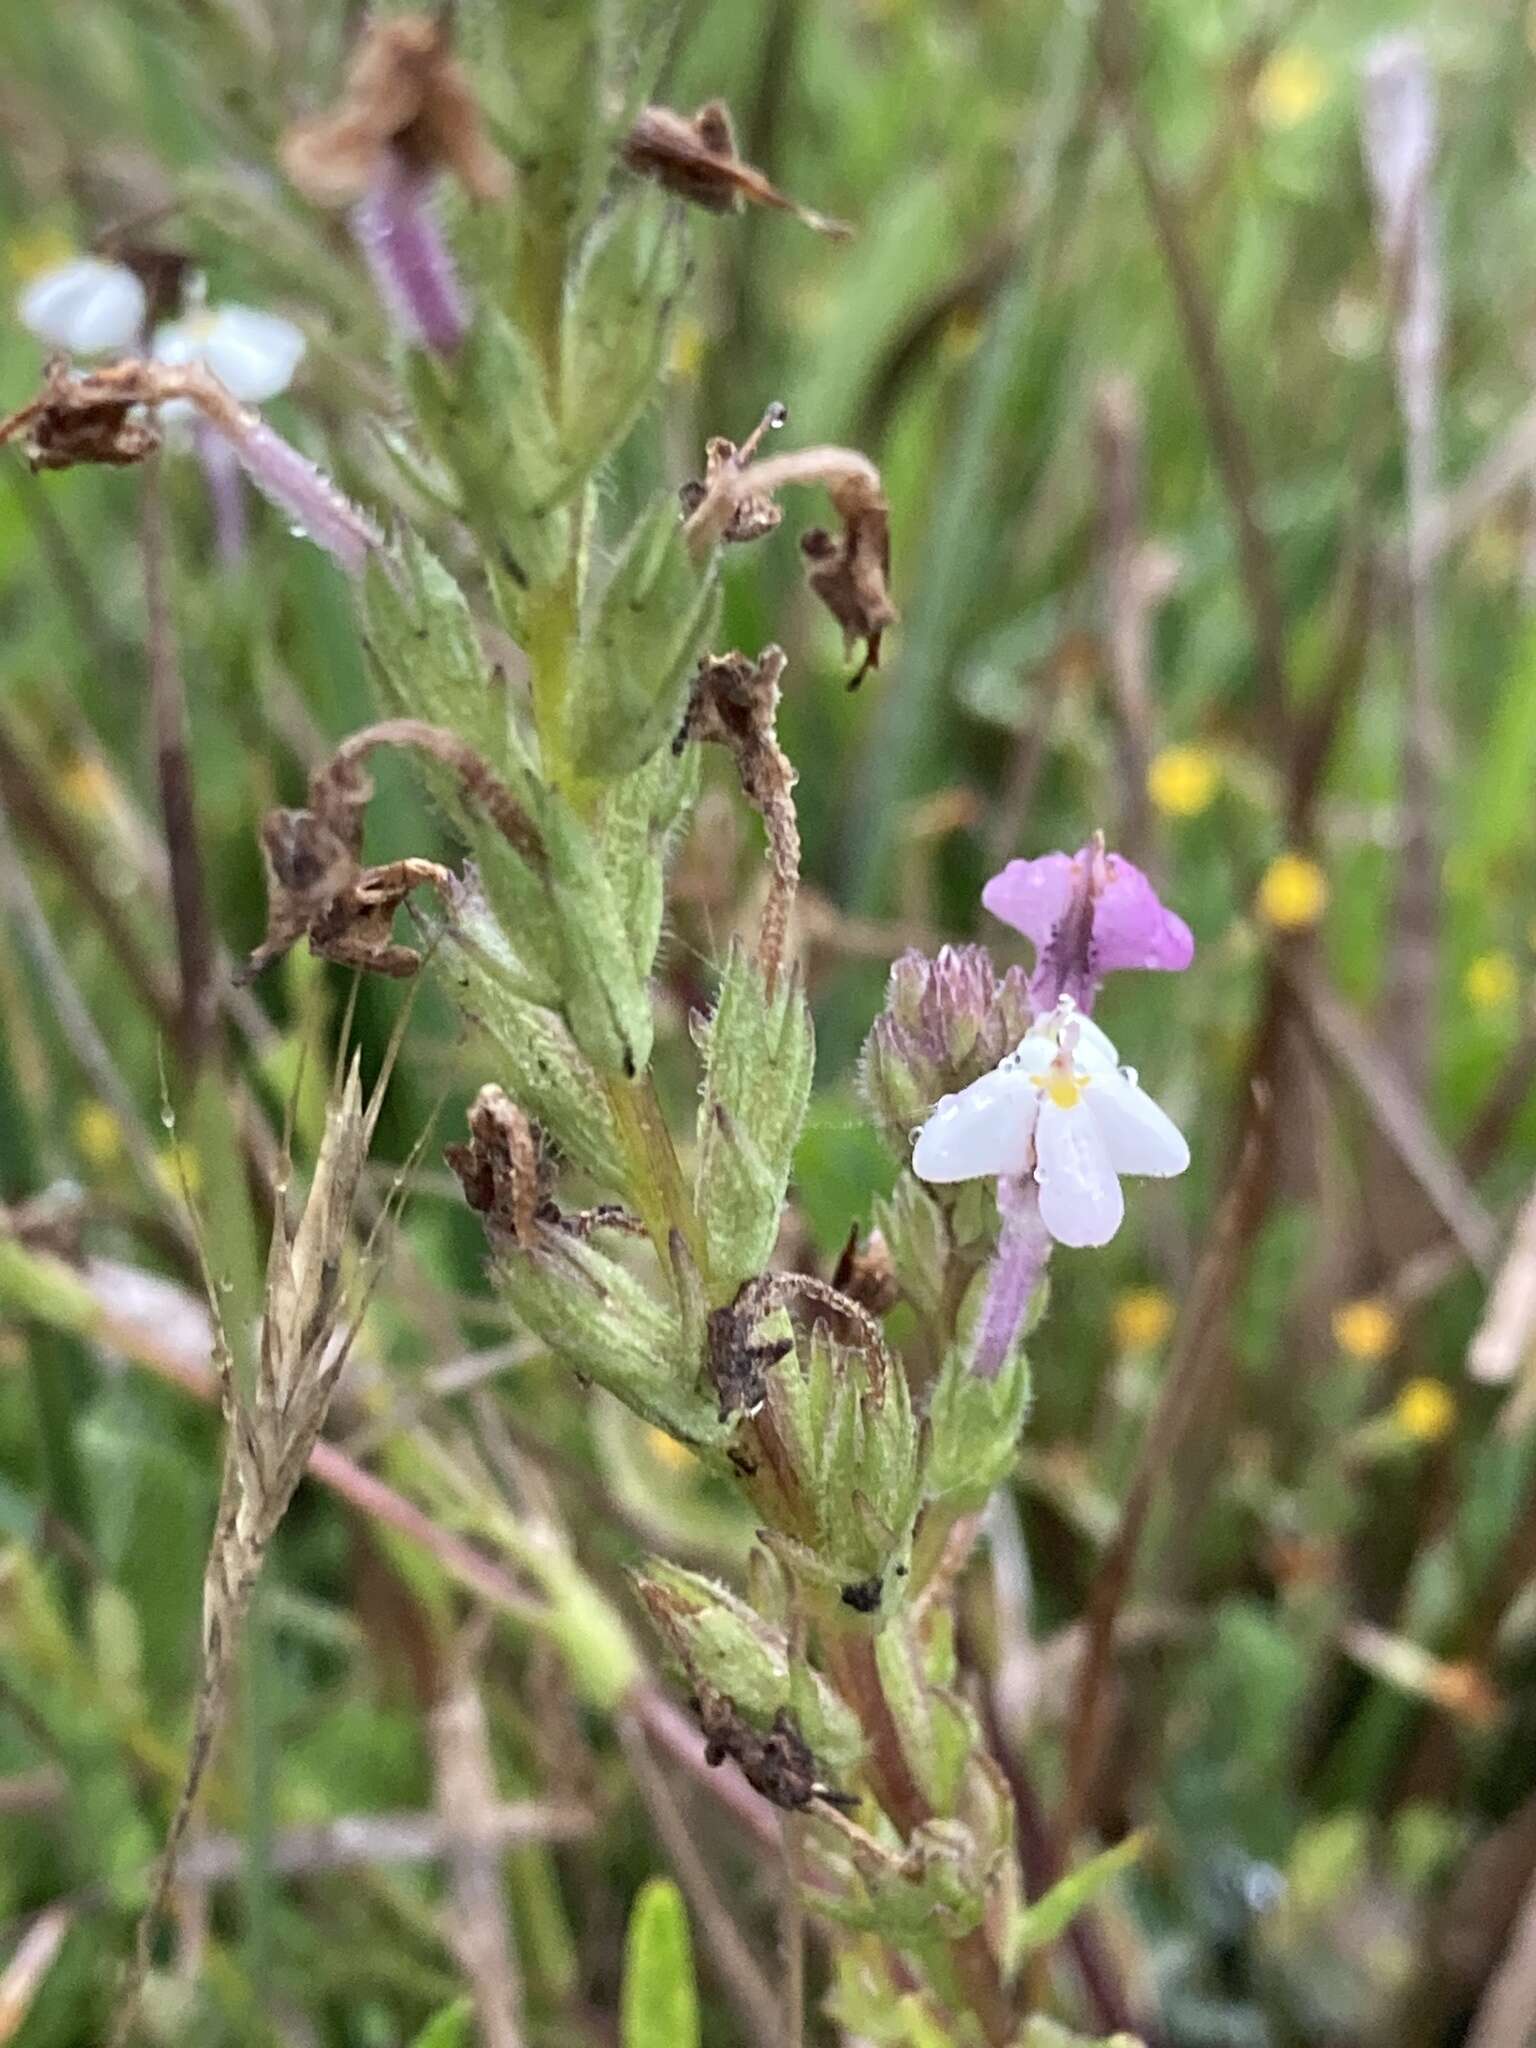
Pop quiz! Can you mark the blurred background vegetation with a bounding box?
[4,0,1536,2042]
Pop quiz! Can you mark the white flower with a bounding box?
[911,1003,1189,1249]
[17,257,145,353]
[153,305,306,404]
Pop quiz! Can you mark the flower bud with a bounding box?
[860,945,1031,1152]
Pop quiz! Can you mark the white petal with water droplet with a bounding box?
[19,258,145,353]
[1083,1070,1189,1178]
[1034,1098,1124,1246]
[912,1068,1039,1182]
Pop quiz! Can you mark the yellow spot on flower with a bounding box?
[73,1100,124,1171]
[669,316,705,383]
[1394,1378,1456,1444]
[1257,852,1329,932]
[1147,744,1220,819]
[155,1142,202,1201]
[646,1427,696,1472]
[1112,1287,1175,1352]
[1464,951,1519,1013]
[7,228,74,284]
[1033,1069,1085,1110]
[1332,1297,1398,1365]
[1251,46,1331,131]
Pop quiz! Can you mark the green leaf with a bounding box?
[694,941,814,1292]
[539,789,656,1077]
[407,1997,476,2048]
[621,1879,700,2048]
[491,1234,728,1448]
[1007,1833,1147,1971]
[569,492,719,780]
[564,190,689,474]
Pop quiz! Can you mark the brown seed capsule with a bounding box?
[623,101,851,239]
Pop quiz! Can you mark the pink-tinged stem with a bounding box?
[973,1175,1052,1381]
[192,420,247,567]
[218,418,382,579]
[350,156,468,357]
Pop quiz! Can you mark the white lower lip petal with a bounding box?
[912,1068,1039,1182]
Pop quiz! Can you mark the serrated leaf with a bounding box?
[406,315,576,591]
[621,1879,700,2048]
[539,790,655,1076]
[363,539,536,795]
[493,1236,727,1447]
[569,493,719,779]
[597,740,699,984]
[694,942,814,1290]
[564,189,689,473]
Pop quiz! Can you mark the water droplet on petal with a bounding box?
[1118,1064,1138,1086]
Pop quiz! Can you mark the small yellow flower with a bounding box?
[1332,1297,1398,1366]
[1147,744,1220,820]
[1394,1378,1456,1444]
[1464,951,1519,1014]
[1257,852,1329,932]
[1112,1287,1176,1352]
[155,1142,203,1201]
[645,1426,696,1473]
[668,316,705,383]
[1251,47,1331,131]
[58,754,116,817]
[73,1100,124,1171]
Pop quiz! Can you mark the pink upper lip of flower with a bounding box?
[981,842,1194,1008]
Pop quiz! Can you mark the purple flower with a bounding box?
[982,833,1193,1016]
[350,154,469,358]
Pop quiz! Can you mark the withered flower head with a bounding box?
[675,645,800,994]
[694,1688,859,1813]
[0,356,161,472]
[677,403,787,544]
[623,101,851,239]
[240,747,452,983]
[799,473,895,688]
[444,1085,553,1249]
[830,1224,899,1318]
[281,12,510,207]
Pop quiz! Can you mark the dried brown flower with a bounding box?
[0,356,162,471]
[676,645,799,994]
[799,473,895,688]
[623,101,851,239]
[693,1687,859,1813]
[240,720,540,983]
[281,12,510,207]
[703,1286,794,1423]
[445,1086,553,1249]
[830,1225,899,1318]
[240,750,451,983]
[679,431,897,684]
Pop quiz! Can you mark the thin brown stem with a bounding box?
[1059,1099,1272,1848]
[141,456,217,1069]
